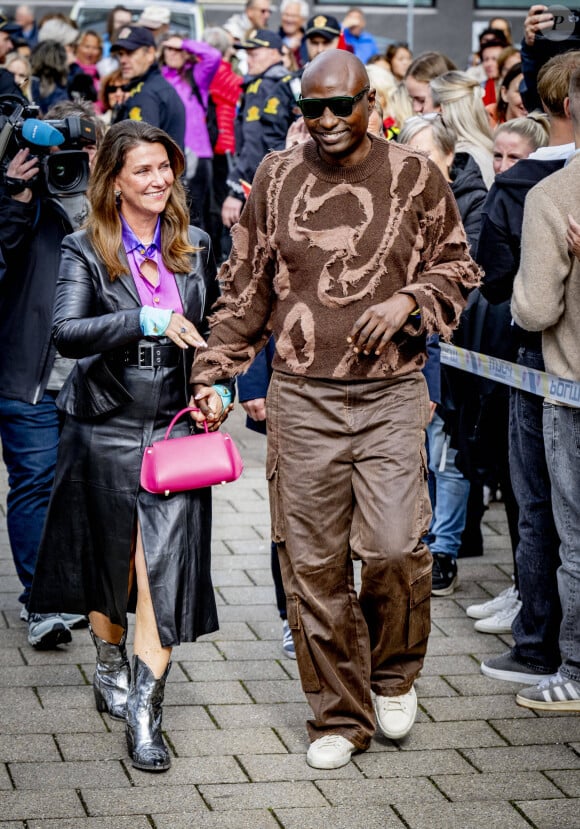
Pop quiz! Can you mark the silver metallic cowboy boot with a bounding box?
[125,655,171,772]
[90,627,131,720]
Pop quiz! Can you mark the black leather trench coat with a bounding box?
[29,227,220,647]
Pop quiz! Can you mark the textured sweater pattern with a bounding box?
[192,136,480,385]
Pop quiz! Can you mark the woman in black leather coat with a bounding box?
[29,121,229,773]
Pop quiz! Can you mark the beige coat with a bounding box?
[512,152,580,383]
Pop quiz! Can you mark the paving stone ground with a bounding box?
[1,406,579,829]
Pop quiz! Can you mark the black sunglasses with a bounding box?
[106,84,125,94]
[297,86,370,119]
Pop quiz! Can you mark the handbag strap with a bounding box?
[163,407,209,441]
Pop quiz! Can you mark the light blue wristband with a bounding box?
[139,306,173,336]
[212,384,232,409]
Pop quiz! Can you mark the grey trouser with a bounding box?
[266,371,432,749]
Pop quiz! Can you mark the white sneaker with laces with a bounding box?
[373,686,417,740]
[466,584,519,620]
[281,620,296,659]
[474,600,522,634]
[306,735,356,769]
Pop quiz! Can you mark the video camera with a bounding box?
[0,95,98,196]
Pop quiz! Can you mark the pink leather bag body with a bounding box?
[140,407,243,495]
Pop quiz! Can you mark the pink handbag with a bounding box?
[140,407,243,495]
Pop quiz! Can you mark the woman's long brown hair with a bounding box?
[86,120,197,280]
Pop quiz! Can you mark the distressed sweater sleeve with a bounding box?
[397,162,481,340]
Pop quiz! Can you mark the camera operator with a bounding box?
[0,99,103,649]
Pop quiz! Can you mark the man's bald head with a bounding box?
[299,49,375,167]
[302,49,369,98]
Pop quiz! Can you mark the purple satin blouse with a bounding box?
[121,215,184,314]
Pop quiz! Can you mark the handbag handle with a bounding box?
[163,406,209,441]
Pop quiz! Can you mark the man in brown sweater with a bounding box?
[192,50,480,769]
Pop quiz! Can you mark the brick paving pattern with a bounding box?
[1,407,578,828]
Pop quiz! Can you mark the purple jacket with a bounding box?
[161,40,221,159]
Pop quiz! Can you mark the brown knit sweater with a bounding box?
[192,135,480,385]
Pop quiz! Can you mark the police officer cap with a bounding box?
[304,15,341,41]
[0,14,23,36]
[239,29,283,52]
[111,26,156,52]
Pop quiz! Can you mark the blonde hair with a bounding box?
[494,112,550,151]
[366,64,397,120]
[430,70,494,153]
[4,51,32,99]
[87,121,196,281]
[390,83,413,129]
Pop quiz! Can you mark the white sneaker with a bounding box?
[281,620,296,659]
[306,735,356,769]
[474,600,522,634]
[373,686,417,740]
[466,585,519,620]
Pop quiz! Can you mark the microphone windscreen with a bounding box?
[21,119,65,147]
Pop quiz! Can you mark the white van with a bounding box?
[70,0,205,41]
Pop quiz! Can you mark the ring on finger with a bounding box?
[180,326,187,334]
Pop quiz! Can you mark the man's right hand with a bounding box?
[241,398,266,421]
[6,148,39,203]
[524,4,554,46]
[222,195,243,228]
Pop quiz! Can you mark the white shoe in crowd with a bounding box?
[474,601,522,634]
[466,584,519,619]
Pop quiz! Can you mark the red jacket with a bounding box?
[209,60,242,156]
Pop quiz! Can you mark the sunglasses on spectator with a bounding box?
[106,84,125,94]
[297,87,369,119]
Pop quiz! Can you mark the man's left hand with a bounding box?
[348,294,417,356]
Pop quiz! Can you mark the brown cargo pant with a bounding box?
[266,370,433,750]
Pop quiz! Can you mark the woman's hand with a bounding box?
[190,385,233,431]
[6,148,40,203]
[566,214,580,260]
[165,313,207,350]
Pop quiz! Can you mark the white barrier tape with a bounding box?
[439,342,580,408]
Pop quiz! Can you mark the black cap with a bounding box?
[111,25,156,53]
[0,14,22,37]
[238,29,283,51]
[304,15,341,41]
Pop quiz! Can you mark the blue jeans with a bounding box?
[427,413,470,558]
[509,347,561,671]
[0,393,60,606]
[543,401,580,683]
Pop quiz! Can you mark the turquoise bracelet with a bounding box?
[212,384,232,409]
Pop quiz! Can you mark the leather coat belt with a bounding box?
[117,342,181,369]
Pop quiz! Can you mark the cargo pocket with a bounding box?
[414,445,432,539]
[407,565,432,648]
[266,452,286,543]
[287,597,321,693]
